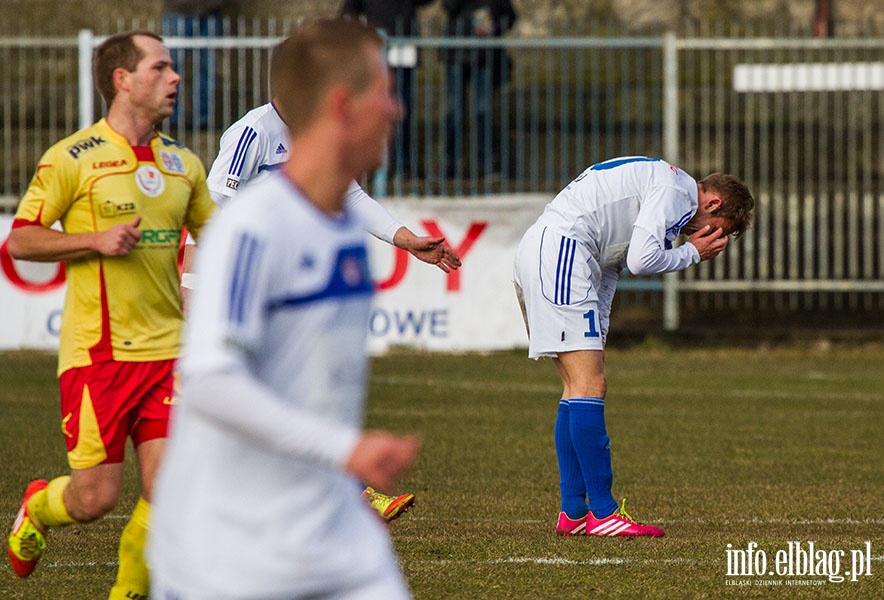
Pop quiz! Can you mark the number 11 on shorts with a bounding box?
[583,310,600,338]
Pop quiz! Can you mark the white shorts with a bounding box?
[513,223,604,358]
[151,561,411,600]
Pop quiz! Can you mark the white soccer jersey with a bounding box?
[206,101,403,244]
[513,157,701,357]
[150,172,408,599]
[536,156,699,272]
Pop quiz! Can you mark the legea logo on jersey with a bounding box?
[92,159,127,170]
[99,201,137,218]
[135,165,165,197]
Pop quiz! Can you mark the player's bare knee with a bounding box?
[74,493,119,522]
[597,375,607,397]
[577,373,606,398]
[65,482,121,522]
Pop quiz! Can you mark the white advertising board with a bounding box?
[0,195,548,354]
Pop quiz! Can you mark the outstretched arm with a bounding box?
[392,226,462,273]
[345,182,462,272]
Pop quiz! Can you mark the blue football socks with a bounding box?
[568,397,618,519]
[554,400,588,519]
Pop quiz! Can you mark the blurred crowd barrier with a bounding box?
[1,19,882,328]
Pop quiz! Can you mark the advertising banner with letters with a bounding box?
[1,194,549,354]
[0,218,67,350]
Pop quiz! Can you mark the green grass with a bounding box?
[1,345,882,599]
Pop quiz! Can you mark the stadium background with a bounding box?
[1,0,883,35]
[1,0,883,343]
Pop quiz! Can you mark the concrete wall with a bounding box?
[1,0,881,36]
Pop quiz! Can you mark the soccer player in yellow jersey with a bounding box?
[6,31,216,599]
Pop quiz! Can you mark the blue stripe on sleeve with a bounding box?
[229,127,258,177]
[664,210,696,249]
[228,233,262,325]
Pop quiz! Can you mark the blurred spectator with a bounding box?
[341,0,434,176]
[441,0,517,179]
[162,1,231,128]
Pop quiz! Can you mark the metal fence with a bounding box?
[1,26,882,329]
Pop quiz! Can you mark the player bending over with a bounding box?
[514,156,754,537]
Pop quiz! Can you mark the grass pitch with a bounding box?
[1,344,882,599]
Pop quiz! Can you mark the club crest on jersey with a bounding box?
[341,255,367,288]
[159,151,185,174]
[135,164,165,197]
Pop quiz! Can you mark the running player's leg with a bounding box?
[8,363,130,578]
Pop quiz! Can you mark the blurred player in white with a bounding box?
[513,157,754,537]
[149,19,419,599]
[179,40,462,522]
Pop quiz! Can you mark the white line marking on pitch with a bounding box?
[404,516,884,526]
[415,555,884,567]
[39,554,884,570]
[45,560,118,569]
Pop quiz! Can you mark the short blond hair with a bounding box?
[270,18,384,135]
